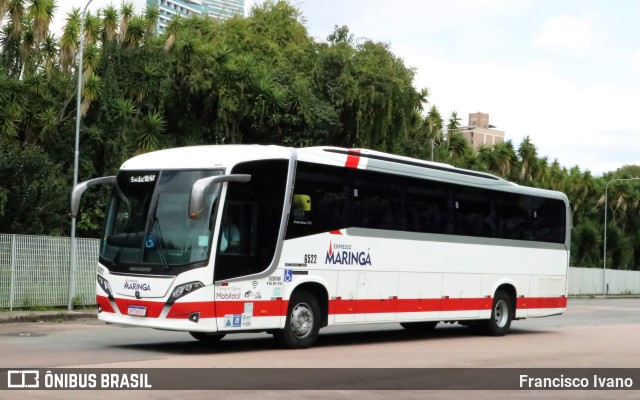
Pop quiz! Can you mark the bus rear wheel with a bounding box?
[273,290,321,349]
[479,290,513,336]
[400,321,438,332]
[190,332,226,343]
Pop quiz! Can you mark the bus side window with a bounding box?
[406,178,451,235]
[531,198,565,243]
[353,170,405,231]
[492,192,530,241]
[286,162,351,239]
[453,186,490,237]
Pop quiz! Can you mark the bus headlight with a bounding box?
[168,281,204,304]
[97,275,113,300]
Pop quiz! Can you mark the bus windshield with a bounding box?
[100,169,223,274]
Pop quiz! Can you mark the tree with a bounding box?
[517,135,537,183]
[101,5,118,43]
[143,4,159,39]
[118,1,133,43]
[28,0,55,45]
[59,7,79,73]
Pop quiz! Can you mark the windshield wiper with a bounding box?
[148,215,170,269]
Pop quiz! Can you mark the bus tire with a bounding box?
[273,290,321,349]
[189,332,226,343]
[400,321,438,332]
[480,290,513,336]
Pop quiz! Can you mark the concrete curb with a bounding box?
[0,311,96,324]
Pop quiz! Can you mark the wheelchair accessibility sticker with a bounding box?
[284,269,293,282]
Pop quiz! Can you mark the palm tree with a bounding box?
[2,0,25,74]
[491,140,517,178]
[143,4,159,38]
[572,220,601,267]
[118,1,134,44]
[134,110,166,154]
[163,14,183,51]
[534,155,550,186]
[416,87,429,113]
[565,166,588,218]
[134,62,158,104]
[476,144,494,169]
[81,73,101,116]
[425,105,443,149]
[40,34,57,77]
[59,8,80,73]
[28,0,56,45]
[123,15,144,49]
[20,73,48,144]
[517,135,538,183]
[20,24,34,70]
[83,10,102,45]
[446,110,461,135]
[101,5,118,43]
[6,0,25,43]
[82,43,100,83]
[0,68,26,138]
[548,159,565,191]
[446,131,471,162]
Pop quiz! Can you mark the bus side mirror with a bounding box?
[70,176,116,218]
[189,174,251,219]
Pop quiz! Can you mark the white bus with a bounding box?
[71,145,571,349]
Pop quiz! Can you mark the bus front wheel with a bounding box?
[480,290,513,336]
[273,290,321,349]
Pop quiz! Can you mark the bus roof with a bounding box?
[119,144,568,202]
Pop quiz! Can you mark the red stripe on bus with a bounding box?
[96,295,115,313]
[517,296,567,309]
[99,296,567,318]
[215,299,288,317]
[167,302,216,319]
[345,150,361,168]
[329,230,342,235]
[329,298,493,314]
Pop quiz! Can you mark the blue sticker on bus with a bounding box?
[284,270,293,282]
[233,314,242,327]
[145,235,156,249]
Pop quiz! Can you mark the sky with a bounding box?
[50,0,640,176]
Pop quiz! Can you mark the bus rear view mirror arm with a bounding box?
[189,174,251,219]
[70,176,117,218]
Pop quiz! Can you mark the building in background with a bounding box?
[149,0,245,33]
[462,112,505,149]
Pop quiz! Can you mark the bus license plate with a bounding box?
[127,305,146,316]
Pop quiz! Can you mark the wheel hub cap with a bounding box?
[291,303,313,338]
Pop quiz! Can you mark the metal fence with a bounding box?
[569,266,640,295]
[0,234,99,309]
